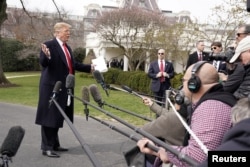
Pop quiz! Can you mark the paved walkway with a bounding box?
[0,102,141,167]
[6,74,40,79]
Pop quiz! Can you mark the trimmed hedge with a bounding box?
[79,68,184,95]
[101,68,184,95]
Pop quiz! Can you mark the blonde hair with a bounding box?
[53,22,71,36]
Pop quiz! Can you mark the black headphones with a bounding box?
[187,61,207,93]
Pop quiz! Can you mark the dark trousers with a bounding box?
[41,126,60,151]
[154,83,167,105]
[153,83,167,118]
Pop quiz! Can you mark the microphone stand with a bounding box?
[165,90,171,110]
[121,85,165,105]
[0,155,11,167]
[89,116,160,152]
[84,104,89,121]
[51,98,103,167]
[70,94,199,166]
[103,102,152,122]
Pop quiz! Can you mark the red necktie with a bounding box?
[199,53,202,61]
[160,60,164,82]
[63,43,73,74]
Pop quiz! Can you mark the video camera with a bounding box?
[208,47,235,63]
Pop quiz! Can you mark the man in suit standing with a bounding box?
[148,49,174,108]
[35,22,94,158]
[186,40,209,70]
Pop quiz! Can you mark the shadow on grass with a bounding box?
[0,83,20,88]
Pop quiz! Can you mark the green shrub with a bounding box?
[81,68,184,95]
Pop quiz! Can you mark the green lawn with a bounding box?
[1,72,154,126]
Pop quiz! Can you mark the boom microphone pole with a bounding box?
[50,84,102,167]
[51,98,103,167]
[121,85,165,105]
[89,115,159,152]
[69,92,199,166]
[89,84,152,122]
[104,103,153,122]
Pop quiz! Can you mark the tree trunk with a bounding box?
[0,0,11,86]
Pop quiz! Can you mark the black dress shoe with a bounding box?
[42,150,60,158]
[54,147,68,152]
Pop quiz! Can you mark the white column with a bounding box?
[99,47,106,58]
[145,51,150,72]
[123,56,128,71]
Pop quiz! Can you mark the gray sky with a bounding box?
[6,0,220,23]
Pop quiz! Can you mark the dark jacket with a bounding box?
[148,60,174,92]
[35,38,91,128]
[233,64,250,99]
[222,63,245,93]
[186,51,209,70]
[197,118,250,167]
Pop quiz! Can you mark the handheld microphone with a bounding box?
[89,84,104,108]
[0,126,25,157]
[82,86,90,121]
[49,81,62,107]
[66,74,75,106]
[93,70,109,97]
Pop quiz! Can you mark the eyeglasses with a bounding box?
[158,53,164,55]
[236,33,248,37]
[211,46,218,50]
[181,78,188,83]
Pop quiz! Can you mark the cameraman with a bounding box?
[219,24,250,99]
[208,41,227,72]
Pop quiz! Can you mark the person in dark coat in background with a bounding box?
[148,49,174,108]
[208,41,227,72]
[35,22,94,158]
[186,40,209,70]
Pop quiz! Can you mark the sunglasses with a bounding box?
[158,53,164,55]
[236,33,248,37]
[211,47,218,50]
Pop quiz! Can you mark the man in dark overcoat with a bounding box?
[35,22,93,158]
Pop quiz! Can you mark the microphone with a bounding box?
[0,126,25,158]
[49,81,62,108]
[66,74,75,106]
[93,70,109,97]
[89,84,104,108]
[82,86,90,121]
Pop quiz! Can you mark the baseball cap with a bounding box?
[230,36,250,63]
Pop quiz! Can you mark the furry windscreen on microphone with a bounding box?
[0,126,25,157]
[89,84,102,103]
[89,84,104,107]
[81,86,90,105]
[93,70,104,83]
[53,81,62,93]
[65,74,75,89]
